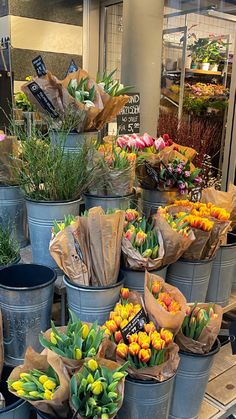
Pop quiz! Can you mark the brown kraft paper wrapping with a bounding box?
[144,272,187,335]
[201,218,231,259]
[0,136,21,185]
[121,230,165,271]
[181,228,211,261]
[201,187,233,213]
[8,347,70,418]
[70,358,125,419]
[176,303,223,354]
[154,214,195,266]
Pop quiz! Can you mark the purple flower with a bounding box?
[166,179,173,187]
[180,189,186,195]
[178,181,186,189]
[176,167,182,174]
[184,171,190,178]
[0,134,6,142]
[194,176,202,184]
[167,164,173,173]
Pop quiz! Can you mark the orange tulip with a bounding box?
[144,322,156,334]
[152,281,161,295]
[116,343,129,359]
[168,300,181,313]
[138,332,150,349]
[156,299,168,310]
[113,315,122,327]
[138,348,151,363]
[160,328,173,345]
[128,333,138,344]
[129,342,141,356]
[152,338,165,350]
[114,330,123,343]
[105,320,118,334]
[109,311,116,320]
[158,292,172,307]
[120,287,130,300]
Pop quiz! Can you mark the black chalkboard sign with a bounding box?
[117,92,140,135]
[121,308,148,343]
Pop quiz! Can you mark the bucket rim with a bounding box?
[140,186,178,193]
[64,274,124,290]
[25,196,82,205]
[121,265,168,272]
[0,184,19,189]
[179,256,215,264]
[0,398,26,413]
[49,129,98,135]
[0,263,57,291]
[126,373,176,385]
[179,338,221,358]
[83,192,135,199]
[221,232,236,248]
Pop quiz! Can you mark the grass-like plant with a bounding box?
[0,225,20,266]
[13,137,98,201]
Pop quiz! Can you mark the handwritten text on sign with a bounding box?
[117,93,140,135]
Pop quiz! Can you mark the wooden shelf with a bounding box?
[222,290,236,314]
[186,69,223,76]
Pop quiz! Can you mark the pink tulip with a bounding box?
[0,134,6,142]
[142,133,154,147]
[117,136,128,148]
[154,137,166,151]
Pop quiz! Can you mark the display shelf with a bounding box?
[222,291,236,314]
[201,343,236,418]
[165,69,223,76]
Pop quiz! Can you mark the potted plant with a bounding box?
[0,134,28,247]
[0,224,20,269]
[13,137,96,269]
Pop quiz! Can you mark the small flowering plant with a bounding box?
[116,325,174,369]
[39,312,104,362]
[123,209,160,259]
[70,358,128,418]
[8,368,60,401]
[103,288,142,344]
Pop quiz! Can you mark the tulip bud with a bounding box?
[152,281,161,296]
[101,414,109,419]
[129,342,141,356]
[88,397,97,406]
[114,330,123,343]
[81,324,89,339]
[108,391,118,400]
[138,348,151,363]
[91,380,103,396]
[116,342,129,359]
[105,320,118,334]
[17,390,25,396]
[120,287,130,300]
[107,381,118,392]
[50,332,57,345]
[112,372,125,380]
[120,319,129,329]
[142,249,152,258]
[75,348,82,361]
[87,373,94,384]
[160,328,173,345]
[87,359,98,372]
[144,322,156,334]
[43,380,56,390]
[87,347,96,357]
[39,375,49,384]
[128,333,138,344]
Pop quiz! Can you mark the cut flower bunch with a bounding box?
[8,368,59,401]
[70,358,128,419]
[149,280,181,314]
[116,326,174,369]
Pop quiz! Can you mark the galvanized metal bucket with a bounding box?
[26,198,81,268]
[169,339,220,419]
[0,255,21,271]
[140,188,177,217]
[83,192,135,211]
[117,374,175,419]
[0,263,56,366]
[166,258,213,302]
[122,266,168,294]
[0,185,28,247]
[0,366,31,418]
[64,274,124,325]
[206,233,236,306]
[50,131,99,153]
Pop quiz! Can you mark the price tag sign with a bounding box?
[28,81,59,118]
[121,308,148,343]
[32,55,47,77]
[117,93,140,135]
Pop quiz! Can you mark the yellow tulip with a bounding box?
[39,375,49,384]
[43,380,56,390]
[16,390,25,396]
[11,381,23,391]
[87,359,98,372]
[75,348,82,360]
[87,373,94,384]
[50,332,57,345]
[82,324,89,339]
[44,390,53,400]
[91,380,103,396]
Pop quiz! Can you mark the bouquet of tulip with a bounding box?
[88,143,136,196]
[52,214,76,235]
[165,200,231,260]
[22,67,129,132]
[7,347,70,417]
[121,209,165,270]
[176,303,223,354]
[50,207,125,286]
[144,272,187,335]
[103,288,142,343]
[39,312,105,373]
[155,208,195,265]
[70,358,128,418]
[201,185,236,229]
[116,324,179,381]
[117,133,171,152]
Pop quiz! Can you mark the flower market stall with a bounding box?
[0,60,236,419]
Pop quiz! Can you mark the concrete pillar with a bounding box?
[121,0,164,137]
